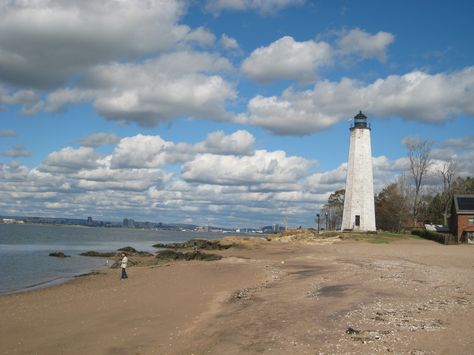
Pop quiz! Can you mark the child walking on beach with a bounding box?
[120,253,128,280]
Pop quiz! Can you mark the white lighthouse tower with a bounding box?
[341,111,376,232]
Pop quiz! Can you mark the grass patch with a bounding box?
[340,231,418,244]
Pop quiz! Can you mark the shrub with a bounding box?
[411,229,456,245]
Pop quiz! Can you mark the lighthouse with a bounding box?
[341,111,376,232]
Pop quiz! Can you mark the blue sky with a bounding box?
[1,0,473,228]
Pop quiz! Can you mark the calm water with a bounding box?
[0,224,226,294]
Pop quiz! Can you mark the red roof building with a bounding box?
[450,195,474,243]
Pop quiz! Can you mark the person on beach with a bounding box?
[120,253,128,280]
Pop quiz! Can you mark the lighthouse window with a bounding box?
[355,215,360,226]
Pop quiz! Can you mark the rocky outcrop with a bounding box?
[155,250,222,262]
[117,246,154,256]
[153,238,234,250]
[80,251,117,257]
[80,247,153,258]
[49,252,70,258]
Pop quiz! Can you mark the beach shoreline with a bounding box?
[1,235,473,354]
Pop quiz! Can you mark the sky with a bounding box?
[1,0,474,228]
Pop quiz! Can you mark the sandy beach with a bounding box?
[1,233,473,354]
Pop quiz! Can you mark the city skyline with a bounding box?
[1,1,474,227]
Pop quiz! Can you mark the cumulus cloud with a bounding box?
[205,0,305,15]
[239,66,474,135]
[39,147,103,173]
[110,130,256,169]
[2,144,31,158]
[195,130,255,155]
[110,134,190,169]
[338,28,395,62]
[80,133,120,148]
[241,36,333,83]
[45,51,236,126]
[182,150,314,186]
[0,0,214,89]
[2,128,474,226]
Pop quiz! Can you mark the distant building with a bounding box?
[123,218,135,228]
[450,195,474,243]
[2,218,20,224]
[341,111,376,232]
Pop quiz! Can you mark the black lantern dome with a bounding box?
[352,111,369,129]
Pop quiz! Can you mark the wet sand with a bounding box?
[1,236,473,354]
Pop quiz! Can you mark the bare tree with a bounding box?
[439,160,457,225]
[321,189,344,230]
[405,139,432,227]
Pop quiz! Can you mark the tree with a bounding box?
[439,160,457,225]
[405,139,432,227]
[375,183,410,232]
[321,189,344,230]
[452,176,474,194]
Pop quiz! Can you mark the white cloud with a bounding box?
[196,130,255,155]
[0,86,42,114]
[239,66,474,135]
[338,28,395,62]
[184,26,216,46]
[39,147,103,173]
[442,135,474,150]
[241,36,333,83]
[2,129,474,226]
[205,0,305,15]
[220,34,239,49]
[2,144,31,158]
[0,0,210,89]
[182,150,313,186]
[110,130,256,169]
[110,134,190,169]
[45,51,236,126]
[75,167,172,192]
[80,133,120,148]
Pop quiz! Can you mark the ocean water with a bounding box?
[0,224,226,294]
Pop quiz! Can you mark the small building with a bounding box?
[450,195,474,243]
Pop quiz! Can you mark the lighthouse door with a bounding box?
[355,215,360,227]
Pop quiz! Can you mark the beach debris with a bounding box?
[49,252,70,258]
[230,288,252,303]
[346,326,360,334]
